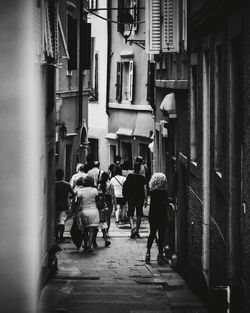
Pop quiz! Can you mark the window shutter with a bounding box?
[88,37,95,89]
[162,0,179,53]
[94,53,98,100]
[116,62,123,102]
[82,22,91,70]
[128,60,134,102]
[147,61,155,108]
[47,0,58,61]
[67,14,77,70]
[182,0,187,51]
[145,0,161,54]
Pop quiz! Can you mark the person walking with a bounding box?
[145,172,171,265]
[75,175,100,253]
[110,166,127,224]
[108,155,122,178]
[87,160,103,187]
[122,163,147,239]
[70,164,87,190]
[98,172,114,236]
[55,169,74,241]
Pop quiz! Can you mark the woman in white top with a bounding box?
[76,175,99,252]
[110,166,127,223]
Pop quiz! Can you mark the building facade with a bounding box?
[56,0,90,180]
[146,0,250,312]
[87,0,110,170]
[145,0,189,279]
[107,0,154,172]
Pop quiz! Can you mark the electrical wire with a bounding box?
[84,7,145,24]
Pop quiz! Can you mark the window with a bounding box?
[214,45,223,172]
[110,145,117,165]
[145,0,185,54]
[121,142,133,169]
[67,3,77,72]
[190,64,198,161]
[88,138,99,161]
[116,57,134,103]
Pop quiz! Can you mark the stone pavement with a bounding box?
[38,216,207,313]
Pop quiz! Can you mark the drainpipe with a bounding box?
[78,0,83,129]
[202,54,210,286]
[106,0,111,115]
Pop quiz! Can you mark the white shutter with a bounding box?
[145,0,161,54]
[162,0,179,53]
[182,0,187,51]
[128,60,134,102]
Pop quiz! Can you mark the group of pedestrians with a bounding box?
[55,154,175,265]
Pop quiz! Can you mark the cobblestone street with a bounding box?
[38,216,207,313]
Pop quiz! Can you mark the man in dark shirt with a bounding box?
[55,169,74,241]
[123,163,147,239]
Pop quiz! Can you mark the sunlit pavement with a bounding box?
[38,214,207,313]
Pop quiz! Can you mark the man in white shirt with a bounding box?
[87,161,103,187]
[70,164,87,190]
[110,167,127,224]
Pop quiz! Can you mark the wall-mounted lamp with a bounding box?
[56,121,67,141]
[86,5,145,49]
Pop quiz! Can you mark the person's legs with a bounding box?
[135,199,144,237]
[83,228,89,250]
[101,228,111,247]
[157,224,167,265]
[120,203,127,222]
[115,203,120,223]
[93,227,98,247]
[106,201,113,234]
[145,223,157,263]
[88,227,95,252]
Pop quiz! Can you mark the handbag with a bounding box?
[70,218,84,249]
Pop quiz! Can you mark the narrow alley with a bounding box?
[38,216,206,313]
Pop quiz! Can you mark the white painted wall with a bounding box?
[88,0,109,170]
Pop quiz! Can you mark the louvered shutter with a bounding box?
[116,62,123,102]
[67,14,77,70]
[182,0,187,51]
[147,61,155,108]
[88,37,95,89]
[128,60,134,102]
[48,0,58,61]
[94,53,99,100]
[162,0,179,53]
[82,22,91,70]
[145,0,161,54]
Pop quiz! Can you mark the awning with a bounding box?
[105,133,118,140]
[160,92,176,118]
[133,113,154,138]
[116,128,133,136]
